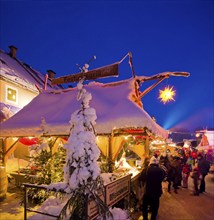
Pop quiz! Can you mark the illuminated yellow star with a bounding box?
[158,86,176,104]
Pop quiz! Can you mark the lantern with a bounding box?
[158,85,176,104]
[19,137,39,146]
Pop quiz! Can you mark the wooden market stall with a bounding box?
[0,78,168,180]
[0,77,171,217]
[0,55,190,218]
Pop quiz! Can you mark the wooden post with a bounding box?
[145,136,150,157]
[0,138,4,166]
[24,185,28,220]
[3,138,19,165]
[85,193,89,220]
[108,135,113,173]
[2,138,7,167]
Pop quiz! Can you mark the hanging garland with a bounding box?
[123,129,145,134]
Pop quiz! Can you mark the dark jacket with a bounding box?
[166,164,176,181]
[198,158,210,175]
[139,164,165,198]
[191,168,200,184]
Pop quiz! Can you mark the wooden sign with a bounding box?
[51,63,119,85]
[87,174,131,219]
[87,192,104,220]
[105,174,131,207]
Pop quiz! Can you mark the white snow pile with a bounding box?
[28,196,130,220]
[0,77,168,138]
[94,207,131,220]
[107,207,130,220]
[100,173,120,185]
[28,196,69,220]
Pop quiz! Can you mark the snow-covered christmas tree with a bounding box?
[63,79,101,191]
[29,78,130,220]
[47,78,109,219]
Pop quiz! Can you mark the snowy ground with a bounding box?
[133,172,214,220]
[0,181,25,220]
[0,172,213,220]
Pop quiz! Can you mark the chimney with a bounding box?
[9,45,18,58]
[47,70,56,79]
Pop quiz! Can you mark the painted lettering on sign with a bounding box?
[87,174,131,219]
[105,174,131,207]
[51,63,119,85]
[87,192,104,220]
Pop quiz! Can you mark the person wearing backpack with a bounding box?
[182,163,191,188]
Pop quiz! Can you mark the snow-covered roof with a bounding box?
[0,78,168,138]
[0,49,62,91]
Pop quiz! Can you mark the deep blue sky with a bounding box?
[0,0,213,132]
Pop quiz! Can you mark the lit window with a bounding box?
[6,86,18,104]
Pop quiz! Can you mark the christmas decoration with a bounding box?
[48,79,111,220]
[158,85,176,104]
[26,138,65,204]
[19,137,39,145]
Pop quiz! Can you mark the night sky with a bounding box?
[0,0,213,132]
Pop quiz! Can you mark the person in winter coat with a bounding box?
[197,154,210,193]
[191,167,200,195]
[191,150,198,166]
[166,164,177,193]
[167,156,180,193]
[186,155,193,171]
[176,156,183,187]
[182,163,191,188]
[139,156,165,220]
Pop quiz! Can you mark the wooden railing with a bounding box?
[23,174,132,220]
[23,183,61,220]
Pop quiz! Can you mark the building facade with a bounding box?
[0,45,62,122]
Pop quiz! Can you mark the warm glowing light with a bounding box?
[124,135,130,140]
[195,133,200,138]
[158,85,176,104]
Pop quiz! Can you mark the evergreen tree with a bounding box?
[27,138,65,204]
[55,79,111,220]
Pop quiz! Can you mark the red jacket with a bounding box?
[191,152,197,159]
[182,164,191,174]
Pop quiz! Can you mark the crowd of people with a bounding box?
[138,149,212,220]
